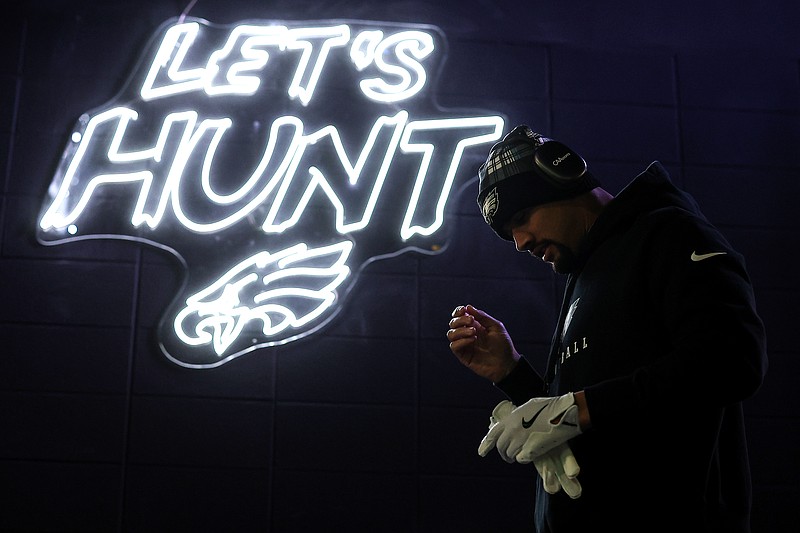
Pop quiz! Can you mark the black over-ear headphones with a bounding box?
[497,125,589,189]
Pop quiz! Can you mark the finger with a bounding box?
[496,428,527,464]
[517,433,560,462]
[446,325,476,342]
[488,400,513,429]
[562,452,580,479]
[516,450,534,464]
[542,460,561,494]
[448,314,476,330]
[451,305,467,317]
[516,441,542,464]
[492,400,514,420]
[543,476,560,494]
[496,429,527,464]
[553,444,580,478]
[465,305,499,328]
[551,446,582,498]
[494,431,515,463]
[478,424,501,457]
[557,472,582,499]
[448,337,477,357]
[515,444,531,463]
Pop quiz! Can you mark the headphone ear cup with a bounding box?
[533,141,588,187]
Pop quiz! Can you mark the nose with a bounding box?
[511,227,531,252]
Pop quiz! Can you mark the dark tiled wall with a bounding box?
[2,1,798,531]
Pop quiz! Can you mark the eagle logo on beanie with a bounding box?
[481,188,499,225]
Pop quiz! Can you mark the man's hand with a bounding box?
[484,400,582,498]
[478,394,582,463]
[447,305,520,383]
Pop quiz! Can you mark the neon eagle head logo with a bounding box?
[36,17,504,368]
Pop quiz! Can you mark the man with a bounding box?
[446,125,767,532]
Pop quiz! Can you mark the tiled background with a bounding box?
[1,1,798,531]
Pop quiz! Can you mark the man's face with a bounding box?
[503,200,585,274]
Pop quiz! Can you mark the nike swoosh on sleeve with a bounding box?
[690,251,727,262]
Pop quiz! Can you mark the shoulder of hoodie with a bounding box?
[634,198,749,283]
[603,162,742,265]
[614,162,724,241]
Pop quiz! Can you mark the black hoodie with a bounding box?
[498,162,767,533]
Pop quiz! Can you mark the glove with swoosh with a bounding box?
[478,393,582,463]
[485,400,582,498]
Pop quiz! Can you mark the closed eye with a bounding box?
[507,208,531,230]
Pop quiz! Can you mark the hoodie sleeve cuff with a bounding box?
[583,377,641,430]
[494,357,545,406]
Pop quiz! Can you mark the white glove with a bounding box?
[478,394,582,463]
[483,400,582,498]
[535,443,582,499]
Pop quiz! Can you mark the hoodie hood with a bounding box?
[578,162,704,265]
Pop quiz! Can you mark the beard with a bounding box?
[550,242,579,274]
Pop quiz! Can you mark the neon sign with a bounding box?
[37,18,504,368]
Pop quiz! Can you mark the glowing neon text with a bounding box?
[37,19,504,367]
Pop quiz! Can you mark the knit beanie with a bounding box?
[477,125,599,240]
